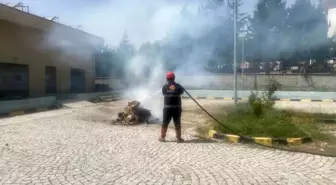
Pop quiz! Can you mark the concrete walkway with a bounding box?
[0,100,335,185]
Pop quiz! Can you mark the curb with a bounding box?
[94,95,124,103]
[208,130,312,146]
[0,106,59,119]
[182,96,336,102]
[94,96,336,103]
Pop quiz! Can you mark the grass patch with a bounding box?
[212,103,335,140]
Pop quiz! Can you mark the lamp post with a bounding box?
[242,34,245,76]
[233,0,238,108]
[241,30,248,88]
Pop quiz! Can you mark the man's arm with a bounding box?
[162,85,167,95]
[179,84,185,95]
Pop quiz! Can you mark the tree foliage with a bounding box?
[96,0,335,78]
[247,0,330,72]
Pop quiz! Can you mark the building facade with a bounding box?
[329,8,336,37]
[325,0,336,37]
[0,3,104,100]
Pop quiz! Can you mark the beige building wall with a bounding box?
[0,4,103,98]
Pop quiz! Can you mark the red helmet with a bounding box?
[166,71,175,80]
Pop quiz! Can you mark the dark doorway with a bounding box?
[0,63,29,100]
[70,68,86,93]
[45,66,57,94]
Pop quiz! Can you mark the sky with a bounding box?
[0,0,322,46]
[1,0,262,24]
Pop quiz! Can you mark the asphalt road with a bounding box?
[0,100,335,185]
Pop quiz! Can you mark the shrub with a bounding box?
[213,104,332,139]
[248,79,281,117]
[211,78,335,139]
[252,99,263,117]
[261,78,281,108]
[248,91,258,107]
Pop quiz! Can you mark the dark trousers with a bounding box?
[162,107,182,129]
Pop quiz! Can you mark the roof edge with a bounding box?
[0,3,104,46]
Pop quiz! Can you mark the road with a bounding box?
[0,100,335,185]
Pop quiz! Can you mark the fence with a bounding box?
[178,73,336,91]
[95,73,336,91]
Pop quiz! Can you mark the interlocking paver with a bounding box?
[0,100,335,185]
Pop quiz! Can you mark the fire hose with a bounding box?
[183,89,236,134]
[183,89,336,157]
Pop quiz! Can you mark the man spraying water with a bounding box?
[159,71,185,143]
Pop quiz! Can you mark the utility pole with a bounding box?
[233,0,238,108]
[242,35,245,76]
[241,35,245,88]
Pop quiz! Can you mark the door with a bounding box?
[45,66,56,94]
[70,68,86,93]
[0,63,29,100]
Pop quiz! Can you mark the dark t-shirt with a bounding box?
[162,82,184,108]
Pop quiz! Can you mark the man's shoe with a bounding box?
[175,127,184,143]
[177,138,184,143]
[159,126,168,142]
[159,137,165,142]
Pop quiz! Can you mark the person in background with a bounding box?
[159,71,185,142]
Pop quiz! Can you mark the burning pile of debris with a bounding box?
[114,100,160,125]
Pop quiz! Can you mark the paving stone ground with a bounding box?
[0,100,336,185]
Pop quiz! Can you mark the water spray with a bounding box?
[139,89,161,103]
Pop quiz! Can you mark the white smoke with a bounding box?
[39,0,231,119]
[21,0,328,119]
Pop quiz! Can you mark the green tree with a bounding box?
[247,0,287,67]
[287,0,321,60]
[308,1,329,64]
[200,0,248,71]
[95,32,136,80]
[95,45,125,78]
[117,32,135,63]
[245,0,287,89]
[95,45,112,78]
[286,0,329,73]
[137,41,164,76]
